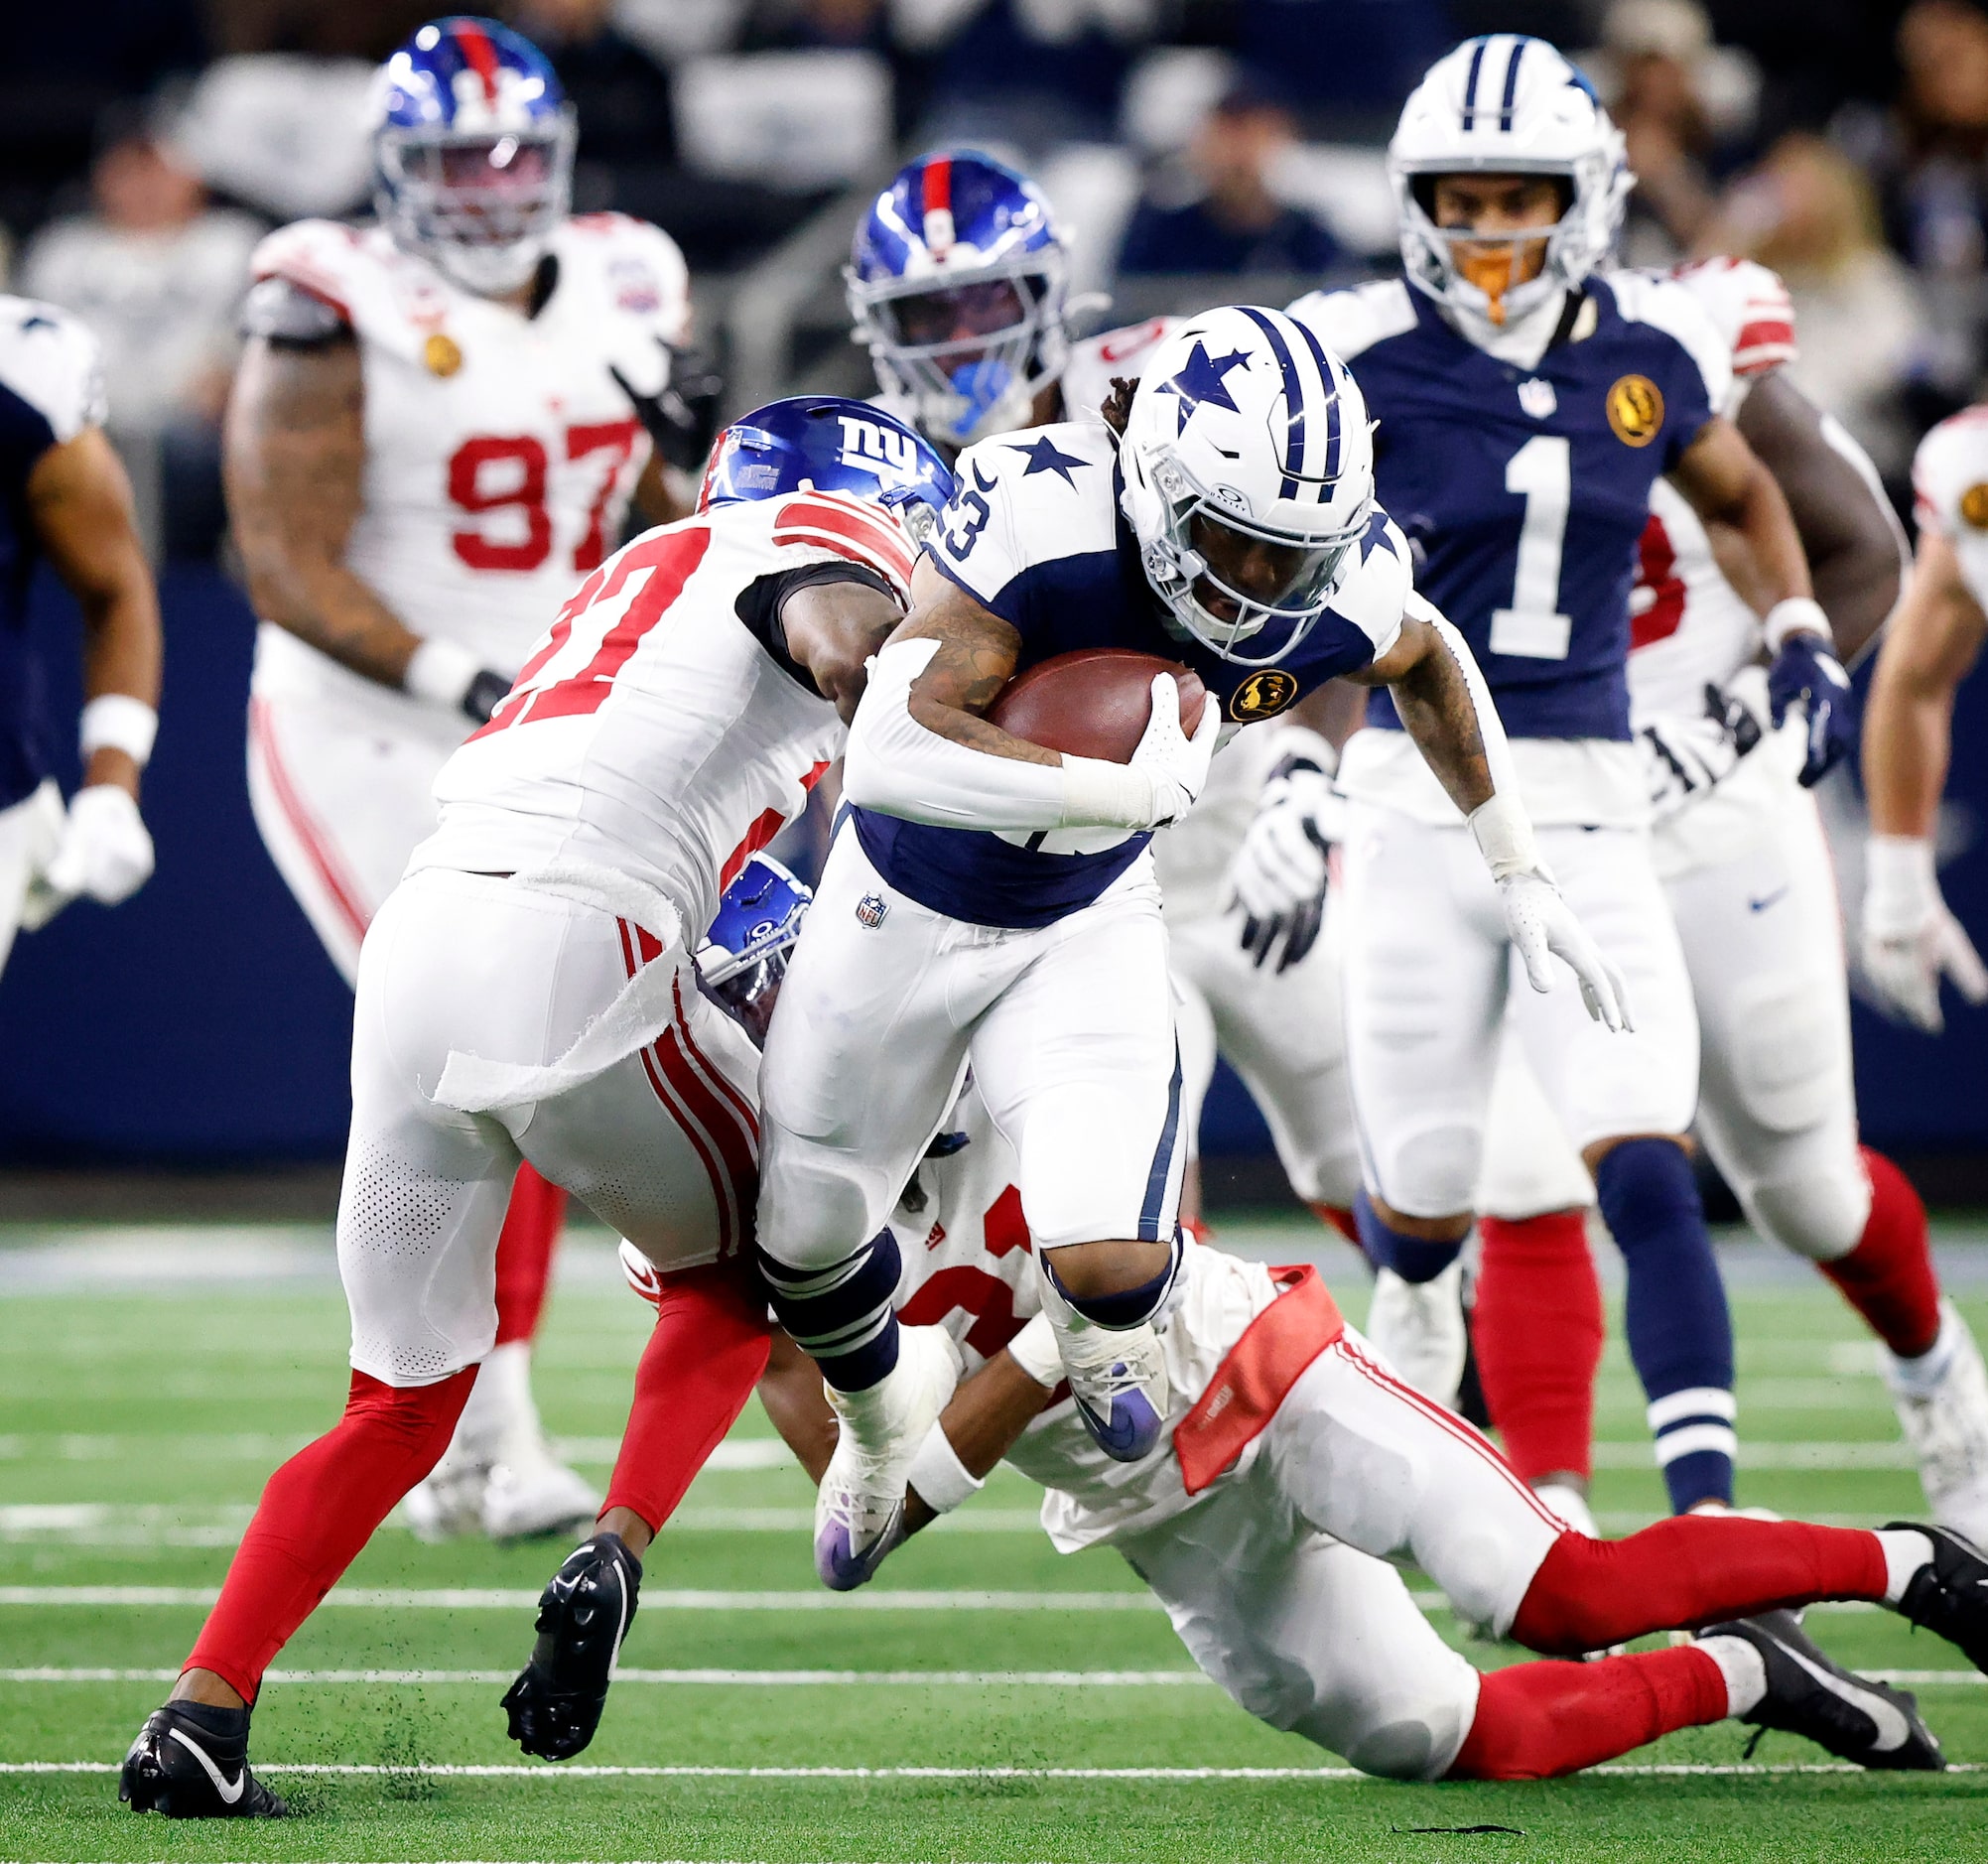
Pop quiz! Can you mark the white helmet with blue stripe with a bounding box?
[1390,35,1628,333]
[1119,305,1376,668]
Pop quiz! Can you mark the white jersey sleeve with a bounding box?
[1662,257,1795,415]
[0,297,107,446]
[1606,269,1736,425]
[1058,316,1186,425]
[1914,406,1988,614]
[1283,278,1419,363]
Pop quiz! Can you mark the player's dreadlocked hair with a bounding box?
[1100,376,1137,438]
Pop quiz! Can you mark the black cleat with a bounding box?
[1889,1521,1988,1672]
[1699,1610,1944,1771]
[502,1530,641,1760]
[119,1702,290,1817]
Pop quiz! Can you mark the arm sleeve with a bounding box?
[842,638,1153,832]
[733,562,899,697]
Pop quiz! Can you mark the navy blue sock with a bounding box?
[1354,1189,1466,1284]
[1594,1137,1736,1512]
[757,1231,901,1393]
[1046,1234,1183,1328]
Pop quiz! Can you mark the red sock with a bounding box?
[1816,1149,1942,1360]
[1447,1646,1727,1779]
[604,1263,772,1532]
[185,1368,473,1702]
[493,1163,568,1347]
[1309,1202,1361,1249]
[1473,1210,1604,1483]
[1511,1517,1889,1655]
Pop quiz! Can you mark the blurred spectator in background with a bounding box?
[898,0,1162,156]
[1580,0,1761,263]
[1116,84,1341,277]
[1706,133,1928,480]
[1235,0,1454,139]
[21,128,257,561]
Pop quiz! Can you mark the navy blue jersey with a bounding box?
[0,299,106,810]
[1288,275,1729,741]
[855,419,1410,928]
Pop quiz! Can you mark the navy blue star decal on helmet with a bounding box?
[1157,342,1252,436]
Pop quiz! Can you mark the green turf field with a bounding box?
[6,1219,1988,1862]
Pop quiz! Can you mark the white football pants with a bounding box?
[1117,1325,1563,1779]
[341,868,760,1385]
[1481,776,1869,1259]
[247,692,464,986]
[757,828,1185,1271]
[1340,808,1699,1220]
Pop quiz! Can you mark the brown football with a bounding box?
[988,649,1209,765]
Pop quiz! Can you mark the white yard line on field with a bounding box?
[0,1435,791,1470]
[0,1666,1214,1686]
[1,1759,1975,1780]
[0,1585,1167,1611]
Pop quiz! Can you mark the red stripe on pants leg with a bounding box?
[249,699,372,951]
[654,1028,756,1249]
[185,1368,473,1702]
[636,1042,736,1258]
[1509,1516,1891,1656]
[1447,1646,1728,1780]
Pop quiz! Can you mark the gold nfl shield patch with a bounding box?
[1606,374,1663,447]
[1960,482,1988,529]
[423,332,464,377]
[1227,669,1298,722]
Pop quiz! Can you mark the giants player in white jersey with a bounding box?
[600,917,1985,1780]
[850,150,1364,1241]
[1862,407,1988,1032]
[118,398,955,1818]
[1405,261,1988,1542]
[226,18,702,1541]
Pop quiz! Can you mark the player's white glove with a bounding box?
[1497,868,1634,1032]
[1229,733,1341,971]
[1862,835,1988,1034]
[23,784,154,927]
[1128,674,1220,828]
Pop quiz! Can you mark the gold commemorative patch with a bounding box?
[424,332,464,377]
[1960,482,1988,529]
[1606,373,1663,447]
[1228,669,1298,722]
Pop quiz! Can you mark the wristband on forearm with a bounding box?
[79,695,158,769]
[1763,597,1830,651]
[1005,1312,1064,1389]
[904,1419,983,1517]
[1469,790,1544,882]
[1058,754,1157,830]
[403,637,481,712]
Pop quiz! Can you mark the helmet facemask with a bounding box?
[1134,446,1369,667]
[849,249,1068,451]
[376,111,576,297]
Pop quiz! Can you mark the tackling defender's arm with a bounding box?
[224,316,510,724]
[777,576,913,724]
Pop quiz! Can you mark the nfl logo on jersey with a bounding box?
[856,891,889,928]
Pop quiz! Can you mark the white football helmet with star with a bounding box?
[1119,305,1376,666]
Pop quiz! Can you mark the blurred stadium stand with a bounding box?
[4,0,1988,1207]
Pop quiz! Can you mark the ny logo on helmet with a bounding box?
[836,415,923,485]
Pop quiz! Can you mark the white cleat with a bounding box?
[482,1434,602,1543]
[402,1447,489,1543]
[1532,1480,1599,1538]
[1885,1301,1988,1547]
[814,1324,962,1590]
[1056,1317,1170,1462]
[1366,1261,1469,1410]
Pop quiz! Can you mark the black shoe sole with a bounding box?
[502,1532,640,1761]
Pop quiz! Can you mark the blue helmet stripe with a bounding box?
[1287,317,1342,489]
[1499,37,1525,131]
[1233,306,1305,497]
[1460,37,1489,129]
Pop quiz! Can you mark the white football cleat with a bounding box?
[402,1444,489,1543]
[1532,1480,1599,1538]
[814,1324,962,1590]
[1366,1261,1469,1410]
[1056,1316,1170,1462]
[1885,1301,1988,1548]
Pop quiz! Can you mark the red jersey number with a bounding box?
[448,419,646,575]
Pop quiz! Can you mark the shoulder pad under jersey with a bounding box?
[1326,511,1412,662]
[240,274,351,344]
[1666,256,1796,387]
[1914,406,1988,541]
[1601,269,1735,421]
[0,296,106,445]
[1061,316,1186,425]
[251,219,440,366]
[1285,279,1418,363]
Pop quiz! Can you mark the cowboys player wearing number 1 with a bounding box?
[754,301,1627,1590]
[229,17,703,1544]
[1284,37,1823,1517]
[849,150,1368,1242]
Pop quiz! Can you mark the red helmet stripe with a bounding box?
[453,19,502,104]
[921,155,954,253]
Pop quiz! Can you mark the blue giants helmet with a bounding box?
[696,855,814,1046]
[368,17,576,297]
[847,151,1070,452]
[698,396,956,550]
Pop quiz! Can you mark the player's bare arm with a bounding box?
[225,333,424,689]
[1345,610,1495,818]
[1664,415,1811,614]
[889,560,1056,765]
[779,577,914,724]
[1736,373,1902,661]
[27,426,161,800]
[1865,529,1987,841]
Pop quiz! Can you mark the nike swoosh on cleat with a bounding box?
[168,1727,245,1803]
[1782,1647,1914,1751]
